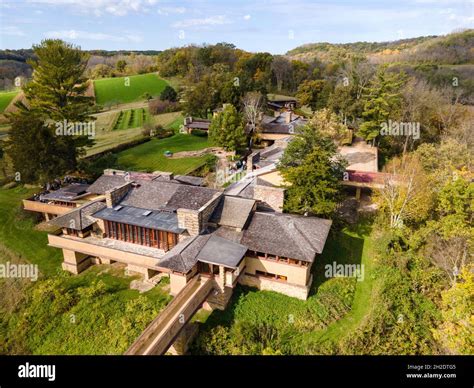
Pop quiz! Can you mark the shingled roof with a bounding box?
[241,212,332,262]
[50,200,107,231]
[158,235,211,273]
[120,180,220,211]
[210,196,255,229]
[87,175,128,195]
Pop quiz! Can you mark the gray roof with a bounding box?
[196,235,247,269]
[50,200,106,231]
[159,235,210,273]
[159,232,247,273]
[92,205,184,234]
[174,175,204,186]
[210,196,255,229]
[241,212,332,262]
[120,180,220,211]
[87,175,127,195]
[40,184,90,202]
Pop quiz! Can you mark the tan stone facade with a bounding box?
[239,273,311,300]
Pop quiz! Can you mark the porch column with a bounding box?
[218,265,225,292]
[355,187,361,201]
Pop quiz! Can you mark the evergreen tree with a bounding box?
[209,104,247,152]
[358,66,406,142]
[278,118,347,217]
[6,39,94,183]
[160,85,178,102]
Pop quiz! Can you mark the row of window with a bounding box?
[255,270,288,282]
[104,220,178,251]
[248,251,310,267]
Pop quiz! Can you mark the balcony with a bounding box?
[48,232,170,271]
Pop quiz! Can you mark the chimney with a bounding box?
[105,182,132,208]
[285,111,293,124]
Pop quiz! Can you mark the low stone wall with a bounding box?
[239,274,309,300]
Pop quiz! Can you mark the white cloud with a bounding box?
[158,7,186,16]
[172,15,231,29]
[27,0,157,16]
[243,14,251,21]
[1,26,26,36]
[45,29,142,42]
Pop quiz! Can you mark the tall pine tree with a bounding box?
[6,39,94,184]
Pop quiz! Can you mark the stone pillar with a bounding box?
[218,266,225,292]
[61,249,91,274]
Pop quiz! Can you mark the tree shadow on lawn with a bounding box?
[309,220,371,297]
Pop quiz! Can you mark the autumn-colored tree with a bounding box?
[433,265,474,354]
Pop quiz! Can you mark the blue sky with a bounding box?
[0,0,472,53]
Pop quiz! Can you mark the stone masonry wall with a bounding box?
[105,182,132,208]
[239,273,309,300]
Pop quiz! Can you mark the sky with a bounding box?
[0,0,473,54]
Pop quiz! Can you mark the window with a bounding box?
[255,270,287,282]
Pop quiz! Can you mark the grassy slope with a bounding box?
[192,221,373,354]
[0,91,18,113]
[300,223,374,348]
[0,186,62,276]
[0,187,171,354]
[94,73,168,105]
[117,133,210,175]
[85,111,182,157]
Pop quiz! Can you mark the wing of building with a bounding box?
[38,169,332,301]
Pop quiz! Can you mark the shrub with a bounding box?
[148,99,180,115]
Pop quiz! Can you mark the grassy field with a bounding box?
[0,186,171,354]
[94,73,168,105]
[191,221,373,355]
[85,111,182,157]
[0,91,18,112]
[117,133,211,175]
[113,108,150,130]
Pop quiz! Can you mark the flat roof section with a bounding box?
[196,235,247,269]
[40,183,90,202]
[93,205,185,234]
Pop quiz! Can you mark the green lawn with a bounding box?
[94,73,168,105]
[0,187,172,354]
[113,108,150,130]
[0,90,18,112]
[0,186,62,276]
[85,111,182,157]
[117,134,211,175]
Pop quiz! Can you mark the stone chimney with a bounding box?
[105,182,132,208]
[285,111,293,124]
